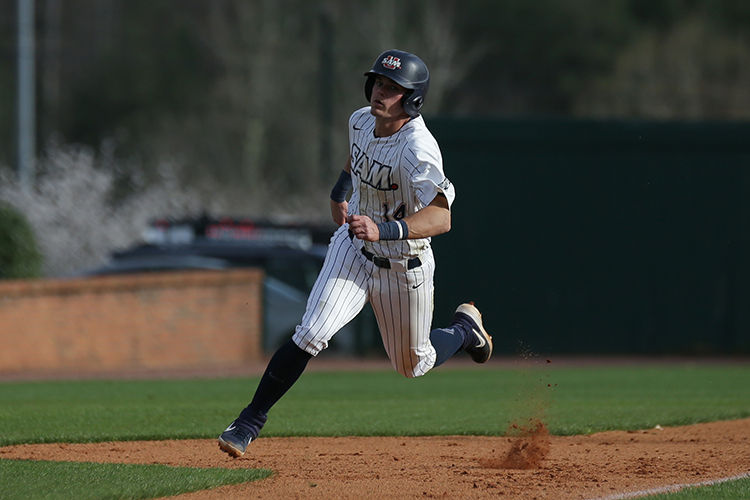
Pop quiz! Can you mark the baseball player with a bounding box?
[218,49,493,458]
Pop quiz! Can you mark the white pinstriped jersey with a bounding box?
[348,106,456,260]
[292,106,457,378]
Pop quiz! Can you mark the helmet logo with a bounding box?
[381,55,402,70]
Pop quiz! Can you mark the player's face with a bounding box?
[370,75,410,120]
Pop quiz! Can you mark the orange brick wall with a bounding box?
[0,269,264,374]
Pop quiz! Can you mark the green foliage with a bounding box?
[457,0,638,112]
[3,0,750,177]
[628,0,693,26]
[0,202,42,279]
[0,459,272,500]
[67,2,215,150]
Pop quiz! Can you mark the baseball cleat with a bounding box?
[218,420,255,458]
[454,302,493,363]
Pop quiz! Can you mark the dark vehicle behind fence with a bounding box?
[79,216,380,355]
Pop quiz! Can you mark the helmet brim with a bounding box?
[363,70,426,90]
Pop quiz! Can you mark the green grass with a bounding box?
[0,460,271,500]
[0,363,749,499]
[1,364,748,445]
[641,474,750,499]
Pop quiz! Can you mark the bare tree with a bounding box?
[329,0,477,114]
[573,17,750,120]
[0,145,219,277]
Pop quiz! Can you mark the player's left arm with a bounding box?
[330,157,352,226]
[348,193,450,241]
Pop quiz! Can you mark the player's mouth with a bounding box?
[372,99,384,108]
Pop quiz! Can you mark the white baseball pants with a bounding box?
[292,224,437,377]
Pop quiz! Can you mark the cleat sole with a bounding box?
[218,437,245,458]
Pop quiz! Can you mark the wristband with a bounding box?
[376,220,409,240]
[330,170,352,203]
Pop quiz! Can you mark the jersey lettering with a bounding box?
[351,144,366,177]
[392,203,406,220]
[350,145,397,191]
[438,178,453,191]
[362,159,394,190]
[382,202,407,221]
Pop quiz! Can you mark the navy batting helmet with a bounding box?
[364,49,430,118]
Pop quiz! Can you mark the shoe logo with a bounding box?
[473,329,486,348]
[224,423,236,432]
[412,282,424,289]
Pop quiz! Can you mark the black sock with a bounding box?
[235,406,268,440]
[453,312,477,351]
[246,339,313,416]
[430,326,465,367]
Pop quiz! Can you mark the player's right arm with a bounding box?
[329,157,352,226]
[348,193,450,241]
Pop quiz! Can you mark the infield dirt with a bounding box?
[2,418,749,499]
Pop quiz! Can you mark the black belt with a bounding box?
[361,248,422,270]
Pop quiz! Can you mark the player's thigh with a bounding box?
[370,258,436,377]
[293,227,369,355]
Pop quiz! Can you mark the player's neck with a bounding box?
[374,115,411,138]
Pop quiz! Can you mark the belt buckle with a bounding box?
[373,256,390,269]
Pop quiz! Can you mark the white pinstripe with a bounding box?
[348,107,455,261]
[292,225,437,377]
[293,226,369,356]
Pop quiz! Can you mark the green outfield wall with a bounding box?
[428,118,750,355]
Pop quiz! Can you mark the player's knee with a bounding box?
[393,365,428,379]
[388,346,435,378]
[291,329,325,356]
